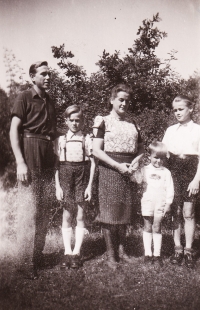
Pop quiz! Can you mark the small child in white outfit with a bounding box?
[141,141,174,267]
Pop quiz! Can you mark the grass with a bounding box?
[1,185,200,310]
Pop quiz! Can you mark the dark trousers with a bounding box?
[17,137,55,267]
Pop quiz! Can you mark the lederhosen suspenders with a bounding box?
[64,131,86,162]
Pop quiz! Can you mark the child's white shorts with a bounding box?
[141,192,166,217]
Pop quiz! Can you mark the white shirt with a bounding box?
[55,130,92,162]
[142,164,174,204]
[162,121,200,157]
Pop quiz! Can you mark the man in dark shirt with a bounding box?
[10,61,56,279]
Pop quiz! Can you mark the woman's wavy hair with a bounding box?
[108,84,132,110]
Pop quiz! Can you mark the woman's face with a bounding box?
[111,91,130,116]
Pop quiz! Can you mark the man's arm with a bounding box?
[10,116,28,181]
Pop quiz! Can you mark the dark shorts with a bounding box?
[59,161,91,211]
[168,154,198,221]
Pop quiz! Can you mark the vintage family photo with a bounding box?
[0,0,200,309]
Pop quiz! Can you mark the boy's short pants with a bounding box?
[168,154,198,206]
[59,161,90,211]
[168,154,198,222]
[141,189,166,218]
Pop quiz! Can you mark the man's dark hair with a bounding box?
[29,61,48,76]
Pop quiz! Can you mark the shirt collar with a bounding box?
[31,87,48,100]
[67,129,82,139]
[177,120,193,129]
[149,163,164,170]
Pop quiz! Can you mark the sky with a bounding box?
[0,0,200,91]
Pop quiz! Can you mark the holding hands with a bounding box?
[115,159,141,177]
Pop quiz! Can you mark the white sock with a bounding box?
[143,231,153,256]
[153,233,162,257]
[62,227,73,255]
[73,226,85,255]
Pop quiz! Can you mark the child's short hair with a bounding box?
[172,95,194,108]
[110,84,132,101]
[149,141,167,158]
[64,105,83,119]
[29,61,48,76]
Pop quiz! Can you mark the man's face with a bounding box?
[31,65,50,90]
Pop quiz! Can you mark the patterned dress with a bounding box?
[93,112,142,224]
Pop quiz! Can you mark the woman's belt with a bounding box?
[99,152,135,170]
[60,161,90,166]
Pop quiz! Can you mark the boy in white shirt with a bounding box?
[141,141,174,268]
[162,95,200,269]
[55,105,96,269]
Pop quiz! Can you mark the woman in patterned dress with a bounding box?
[93,84,144,269]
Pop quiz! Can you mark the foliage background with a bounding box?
[0,13,200,203]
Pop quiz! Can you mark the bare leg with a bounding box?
[183,202,195,250]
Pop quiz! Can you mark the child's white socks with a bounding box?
[143,231,153,256]
[153,233,162,257]
[62,227,73,255]
[73,226,85,255]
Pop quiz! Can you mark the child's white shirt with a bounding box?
[162,121,200,157]
[142,164,174,205]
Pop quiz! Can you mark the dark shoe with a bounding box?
[71,255,82,269]
[184,252,195,269]
[170,252,184,265]
[119,245,134,264]
[144,256,153,264]
[153,256,164,268]
[17,263,38,280]
[60,255,71,270]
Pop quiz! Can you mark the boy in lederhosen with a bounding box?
[55,105,95,269]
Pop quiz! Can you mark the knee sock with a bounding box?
[153,233,162,257]
[73,226,85,255]
[143,231,153,256]
[62,227,73,255]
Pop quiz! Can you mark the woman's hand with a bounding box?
[129,160,139,173]
[187,178,199,197]
[116,163,130,175]
[84,185,92,201]
[56,185,63,201]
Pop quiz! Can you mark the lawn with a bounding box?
[1,185,200,310]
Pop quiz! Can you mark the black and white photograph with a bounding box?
[0,0,200,309]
